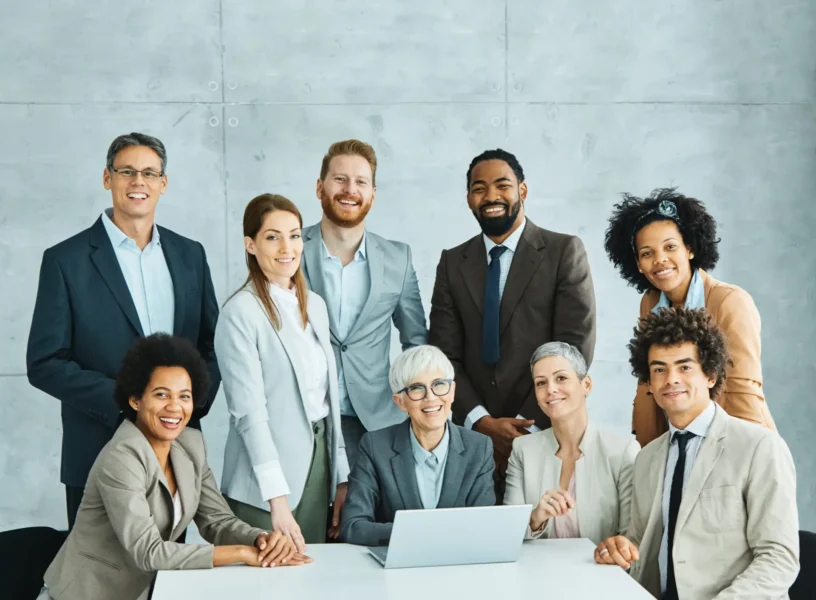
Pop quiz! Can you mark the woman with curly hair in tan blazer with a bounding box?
[604,187,775,447]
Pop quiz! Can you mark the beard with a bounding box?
[320,190,372,228]
[472,197,522,237]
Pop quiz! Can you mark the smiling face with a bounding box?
[317,154,376,228]
[635,220,694,295]
[532,355,591,422]
[129,366,194,444]
[648,342,715,425]
[103,145,167,221]
[467,159,527,239]
[393,369,455,435]
[245,209,303,288]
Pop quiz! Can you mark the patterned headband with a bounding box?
[631,199,680,256]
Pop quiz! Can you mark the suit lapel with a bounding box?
[302,225,334,325]
[459,236,487,314]
[168,443,197,541]
[499,221,546,334]
[575,424,597,540]
[89,217,144,337]
[348,233,383,340]
[158,228,186,336]
[390,422,423,510]
[437,425,466,508]
[639,435,669,570]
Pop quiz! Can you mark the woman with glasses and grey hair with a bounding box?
[504,342,640,543]
[339,345,495,547]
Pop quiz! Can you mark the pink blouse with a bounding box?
[550,473,580,539]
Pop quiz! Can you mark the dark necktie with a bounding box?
[666,431,696,600]
[481,245,507,366]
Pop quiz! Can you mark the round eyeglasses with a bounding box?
[397,378,453,401]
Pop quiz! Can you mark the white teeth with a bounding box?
[485,207,505,213]
[160,417,181,424]
[422,406,442,413]
[128,193,147,199]
[547,399,563,405]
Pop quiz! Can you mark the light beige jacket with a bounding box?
[44,420,266,600]
[504,422,640,544]
[627,403,799,599]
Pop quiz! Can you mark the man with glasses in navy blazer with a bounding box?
[26,132,221,529]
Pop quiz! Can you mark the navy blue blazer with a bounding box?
[26,216,221,488]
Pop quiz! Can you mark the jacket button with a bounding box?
[491,380,496,387]
[341,345,348,352]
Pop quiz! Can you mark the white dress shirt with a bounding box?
[659,401,716,595]
[268,283,330,423]
[464,219,539,432]
[101,208,174,335]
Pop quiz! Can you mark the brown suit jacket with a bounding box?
[632,269,776,446]
[429,219,596,429]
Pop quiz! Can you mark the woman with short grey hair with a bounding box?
[340,345,495,547]
[504,341,640,543]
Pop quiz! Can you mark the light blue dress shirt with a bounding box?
[658,401,716,595]
[409,423,450,509]
[652,268,706,313]
[321,234,370,417]
[101,209,175,336]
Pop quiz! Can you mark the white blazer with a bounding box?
[504,422,640,543]
[215,284,349,512]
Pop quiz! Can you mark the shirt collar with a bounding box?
[653,268,705,313]
[409,422,450,466]
[668,400,716,441]
[483,218,526,258]
[268,281,299,305]
[321,231,367,262]
[102,208,161,248]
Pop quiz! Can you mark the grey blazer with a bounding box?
[215,284,349,511]
[339,420,495,547]
[43,420,265,600]
[301,224,427,431]
[504,422,639,543]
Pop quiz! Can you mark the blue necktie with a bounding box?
[481,245,507,366]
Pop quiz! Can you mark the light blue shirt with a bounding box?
[652,268,706,313]
[321,234,370,417]
[409,423,450,509]
[659,401,716,595]
[101,209,175,336]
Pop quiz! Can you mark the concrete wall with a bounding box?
[1,1,814,530]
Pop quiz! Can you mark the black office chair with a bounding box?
[0,526,67,599]
[790,530,815,600]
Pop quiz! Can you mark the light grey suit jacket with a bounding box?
[504,422,639,543]
[215,284,349,511]
[627,403,799,599]
[44,420,265,600]
[301,224,427,431]
[339,420,495,547]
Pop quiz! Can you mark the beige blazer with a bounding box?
[504,422,640,544]
[627,403,799,599]
[632,269,775,446]
[44,420,266,600]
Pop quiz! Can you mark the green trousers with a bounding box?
[226,418,330,544]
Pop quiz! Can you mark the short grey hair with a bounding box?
[106,132,168,173]
[530,341,588,380]
[389,345,455,394]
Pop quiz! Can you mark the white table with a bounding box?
[153,538,652,599]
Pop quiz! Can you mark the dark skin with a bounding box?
[466,159,534,467]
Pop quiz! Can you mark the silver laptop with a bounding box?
[367,504,532,569]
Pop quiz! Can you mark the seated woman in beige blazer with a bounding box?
[604,187,775,447]
[39,334,309,600]
[504,342,639,543]
[215,194,350,553]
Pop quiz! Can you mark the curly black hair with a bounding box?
[114,334,211,422]
[628,307,728,397]
[604,188,720,293]
[466,148,525,189]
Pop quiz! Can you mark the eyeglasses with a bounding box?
[398,379,453,401]
[110,167,164,180]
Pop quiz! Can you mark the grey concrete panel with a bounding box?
[0,1,223,103]
[222,1,506,104]
[508,0,816,103]
[508,101,816,528]
[0,104,227,375]
[223,104,506,296]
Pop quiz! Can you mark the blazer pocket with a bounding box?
[698,485,745,532]
[78,551,121,571]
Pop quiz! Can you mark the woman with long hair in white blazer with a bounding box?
[504,342,640,543]
[215,193,350,553]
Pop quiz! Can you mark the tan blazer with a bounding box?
[632,270,775,446]
[627,403,799,599]
[504,423,639,543]
[44,420,266,600]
